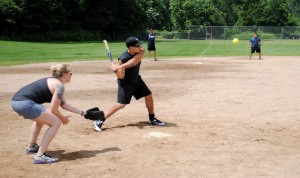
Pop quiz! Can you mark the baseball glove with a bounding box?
[84,107,105,121]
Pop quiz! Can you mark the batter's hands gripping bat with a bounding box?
[102,40,125,79]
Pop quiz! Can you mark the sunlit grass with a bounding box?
[1,39,299,66]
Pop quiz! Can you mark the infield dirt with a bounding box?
[1,56,300,178]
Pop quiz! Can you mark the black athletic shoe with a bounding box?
[149,118,166,126]
[93,120,104,132]
[26,144,39,154]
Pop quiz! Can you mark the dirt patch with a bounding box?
[1,56,300,178]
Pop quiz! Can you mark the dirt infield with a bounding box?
[1,56,300,178]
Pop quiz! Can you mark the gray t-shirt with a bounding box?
[12,78,52,104]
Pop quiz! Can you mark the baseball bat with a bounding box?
[103,40,113,62]
[103,39,124,78]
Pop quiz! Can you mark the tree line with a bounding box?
[0,0,299,41]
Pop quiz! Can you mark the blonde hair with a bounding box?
[50,64,70,78]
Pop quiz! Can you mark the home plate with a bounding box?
[143,132,172,138]
[195,62,202,64]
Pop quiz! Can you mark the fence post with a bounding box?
[211,26,213,40]
[224,26,226,44]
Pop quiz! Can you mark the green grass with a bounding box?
[1,39,300,66]
[0,41,125,66]
[156,39,300,57]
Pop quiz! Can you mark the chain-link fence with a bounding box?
[189,26,300,40]
[126,26,300,41]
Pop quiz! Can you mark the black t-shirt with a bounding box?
[146,34,155,46]
[118,50,141,84]
[12,77,53,104]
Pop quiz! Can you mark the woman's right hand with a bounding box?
[60,115,70,125]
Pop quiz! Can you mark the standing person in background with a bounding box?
[248,32,262,60]
[146,29,157,61]
[11,64,87,164]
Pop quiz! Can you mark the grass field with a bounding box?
[0,39,299,66]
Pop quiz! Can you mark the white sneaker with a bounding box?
[93,120,104,132]
[34,153,58,164]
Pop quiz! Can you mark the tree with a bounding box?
[1,0,299,41]
[287,0,300,25]
[80,0,146,40]
[0,0,22,33]
[13,0,68,33]
[263,0,296,26]
[183,0,223,26]
[170,0,224,30]
[138,0,171,30]
[170,0,186,30]
[236,0,297,26]
[211,0,244,26]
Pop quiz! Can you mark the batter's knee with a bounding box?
[145,93,153,99]
[116,103,126,110]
